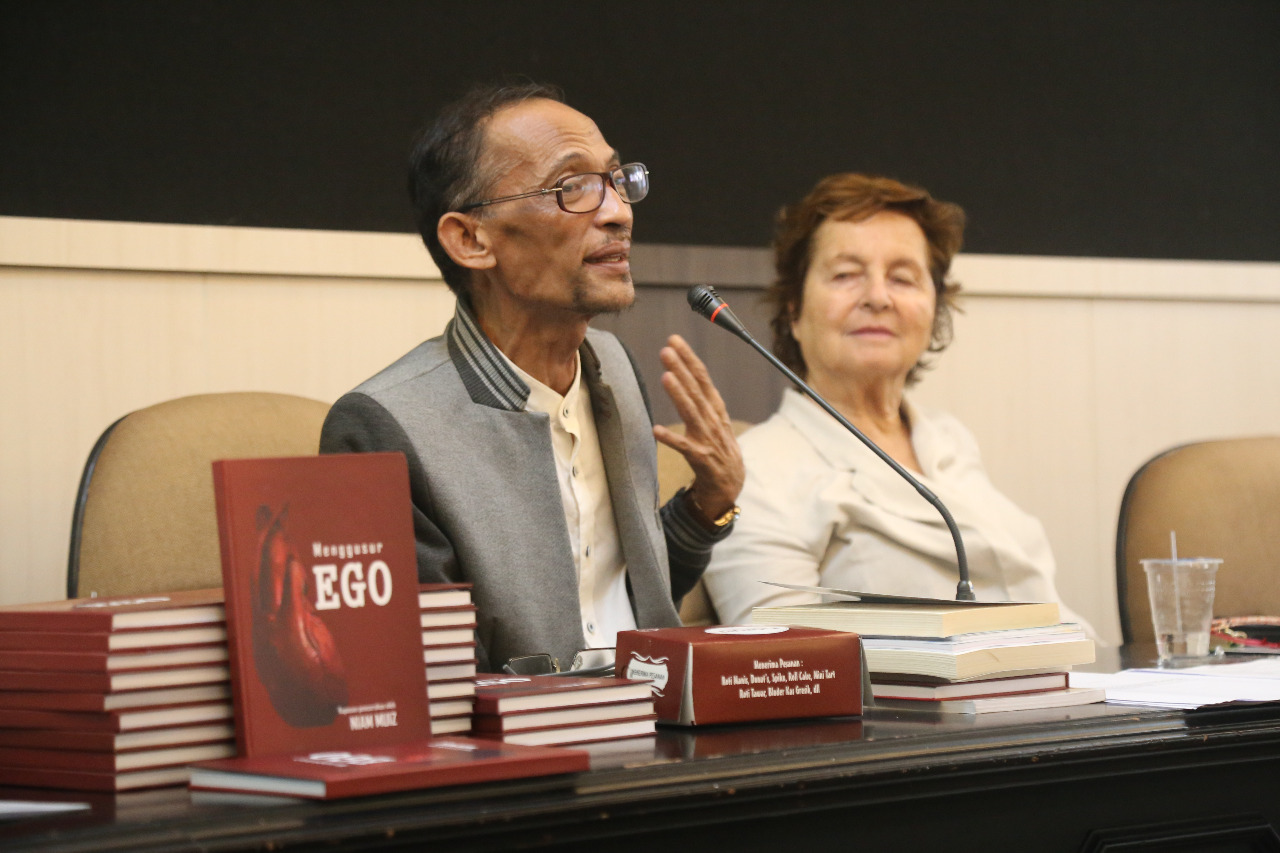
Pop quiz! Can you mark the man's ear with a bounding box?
[437,212,497,273]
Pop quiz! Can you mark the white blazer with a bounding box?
[704,389,1092,633]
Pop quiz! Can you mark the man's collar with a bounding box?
[446,298,603,412]
[446,299,531,411]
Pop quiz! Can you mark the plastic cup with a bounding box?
[1142,558,1221,661]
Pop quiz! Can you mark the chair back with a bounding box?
[656,420,753,626]
[1116,436,1280,644]
[69,392,331,598]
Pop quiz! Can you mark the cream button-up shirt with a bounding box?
[703,389,1093,634]
[508,354,636,649]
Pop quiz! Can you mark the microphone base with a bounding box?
[955,581,977,602]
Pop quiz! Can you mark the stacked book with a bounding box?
[420,583,478,735]
[751,598,1103,714]
[472,674,657,746]
[0,590,237,791]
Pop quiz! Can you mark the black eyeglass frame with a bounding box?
[456,163,649,214]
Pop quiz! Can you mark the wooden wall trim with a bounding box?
[5,219,1278,303]
[631,243,1280,304]
[0,216,440,281]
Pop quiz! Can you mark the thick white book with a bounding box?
[876,686,1106,714]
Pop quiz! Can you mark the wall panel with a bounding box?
[4,217,1280,647]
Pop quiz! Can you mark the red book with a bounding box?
[426,660,478,682]
[0,664,229,693]
[213,453,432,757]
[0,764,195,792]
[429,699,474,719]
[418,584,473,610]
[493,716,657,747]
[616,626,864,725]
[0,589,224,632]
[472,699,655,733]
[0,741,234,772]
[420,626,477,647]
[418,606,479,629]
[423,645,477,665]
[425,679,475,701]
[473,675,653,716]
[0,701,233,731]
[188,736,588,799]
[430,717,473,735]
[0,644,227,672]
[0,721,235,752]
[0,683,230,712]
[0,624,226,652]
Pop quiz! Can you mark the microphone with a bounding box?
[687,285,975,602]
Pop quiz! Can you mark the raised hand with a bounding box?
[652,334,745,526]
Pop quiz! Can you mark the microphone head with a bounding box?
[686,284,724,319]
[686,284,750,340]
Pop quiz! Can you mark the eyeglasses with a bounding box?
[502,648,616,678]
[457,163,649,214]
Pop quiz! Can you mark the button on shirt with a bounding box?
[507,353,636,648]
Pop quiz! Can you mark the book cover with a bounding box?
[0,722,235,752]
[871,672,1070,701]
[212,453,431,757]
[472,699,656,733]
[473,675,653,715]
[188,737,589,800]
[876,686,1106,714]
[616,626,864,725]
[0,664,230,693]
[0,683,230,712]
[750,599,1061,638]
[0,589,224,633]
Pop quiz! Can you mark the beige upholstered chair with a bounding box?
[656,420,754,626]
[1116,437,1280,644]
[68,392,331,599]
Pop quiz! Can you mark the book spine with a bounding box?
[211,460,254,756]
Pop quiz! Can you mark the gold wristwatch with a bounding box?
[686,489,741,529]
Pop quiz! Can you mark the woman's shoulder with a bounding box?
[906,401,984,460]
[738,402,827,468]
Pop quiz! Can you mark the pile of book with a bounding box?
[0,589,237,791]
[751,597,1103,714]
[472,674,657,746]
[420,583,478,735]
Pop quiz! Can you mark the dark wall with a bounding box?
[2,1,1277,261]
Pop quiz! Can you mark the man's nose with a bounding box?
[595,181,633,229]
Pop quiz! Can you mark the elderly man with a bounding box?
[320,83,744,672]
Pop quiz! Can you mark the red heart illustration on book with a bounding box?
[252,505,349,726]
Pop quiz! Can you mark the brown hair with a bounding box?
[767,173,966,386]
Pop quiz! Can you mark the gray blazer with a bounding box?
[320,303,726,671]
